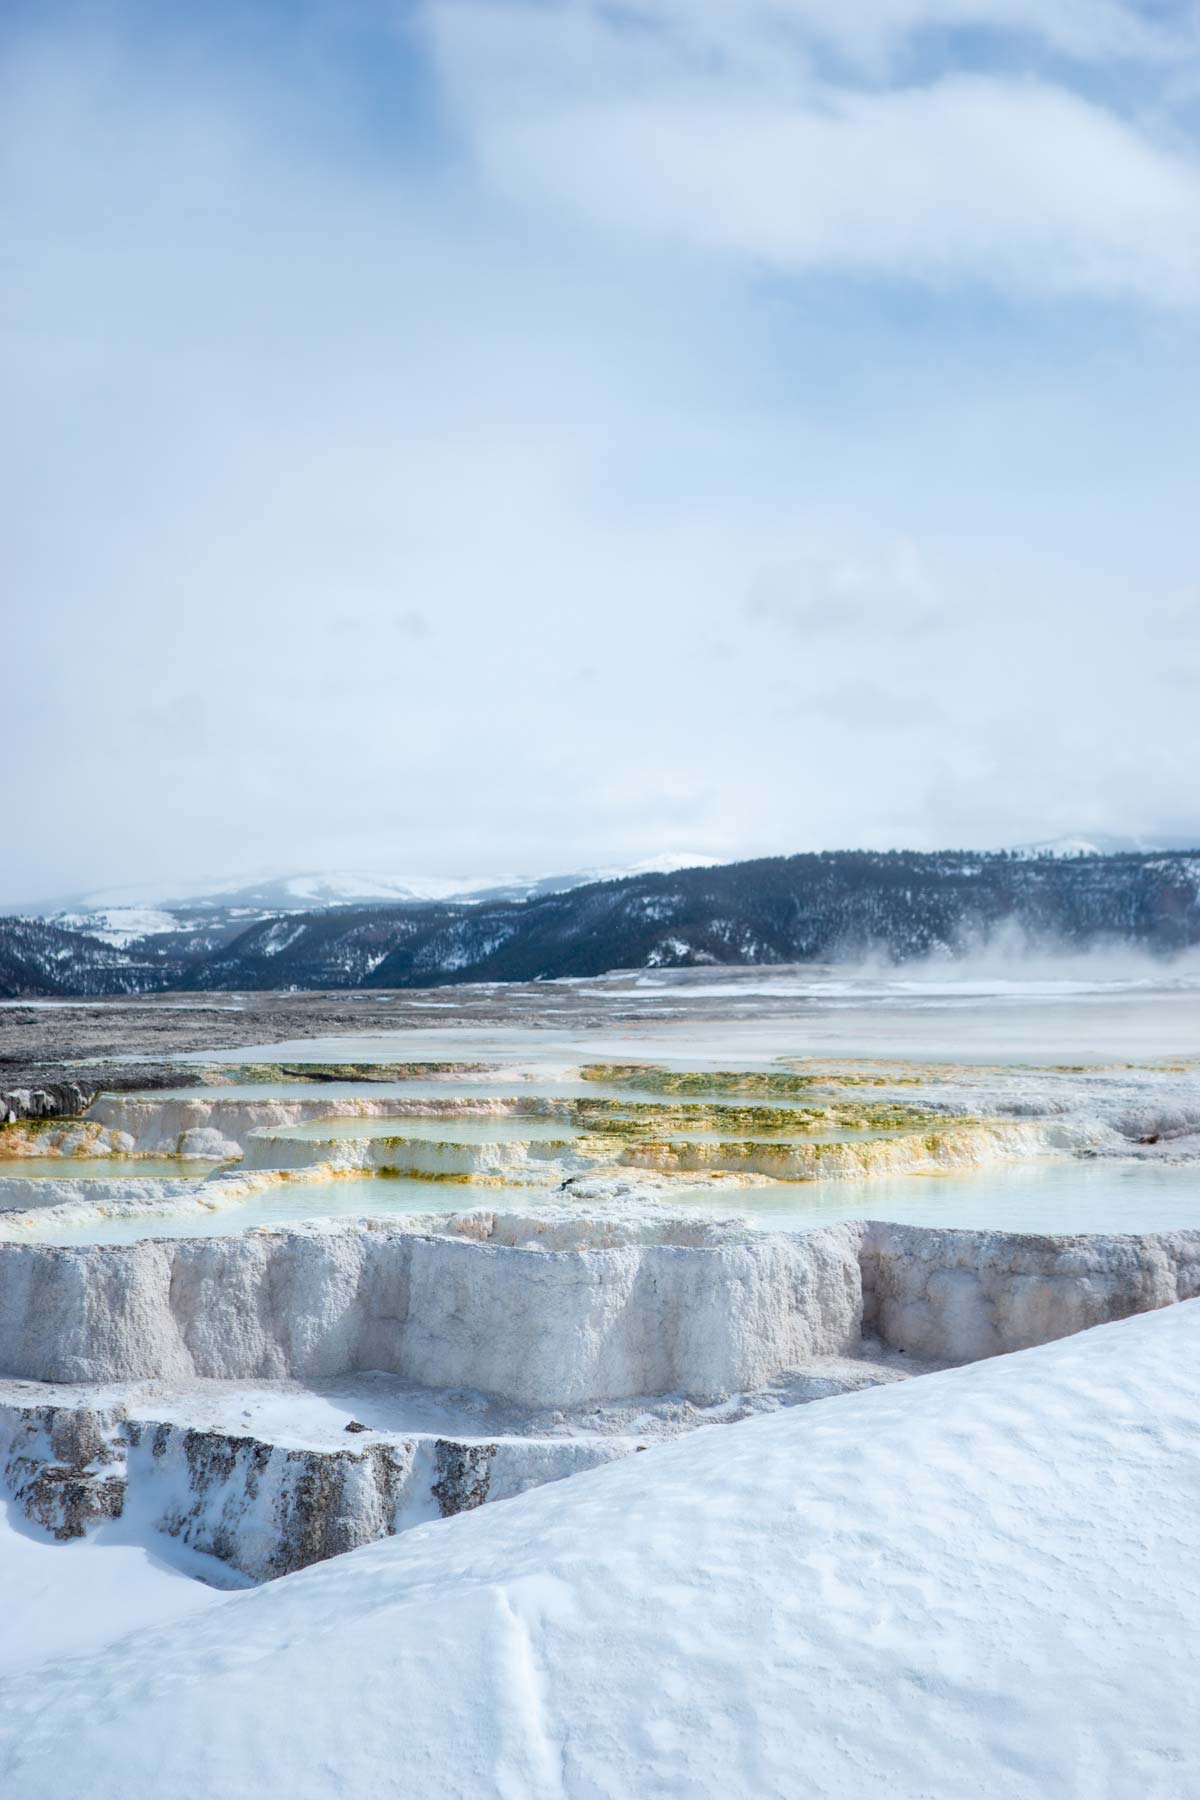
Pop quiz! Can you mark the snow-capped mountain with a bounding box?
[30,855,723,944]
[1009,832,1200,859]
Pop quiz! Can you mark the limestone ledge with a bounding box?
[861,1220,1200,1359]
[0,1395,625,1582]
[0,1216,864,1406]
[0,1212,1197,1405]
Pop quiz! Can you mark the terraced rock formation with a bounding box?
[2,1212,1196,1393]
[0,1388,631,1580]
[4,1038,1199,1612]
[1,1208,1197,1586]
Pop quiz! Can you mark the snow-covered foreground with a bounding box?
[1,1301,1197,1799]
[0,1498,230,1679]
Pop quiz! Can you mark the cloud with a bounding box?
[393,608,433,639]
[802,682,948,735]
[743,546,943,639]
[562,0,1191,76]
[0,3,1197,895]
[429,2,1200,303]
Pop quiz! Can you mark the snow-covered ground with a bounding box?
[1,1301,1196,1797]
[47,907,181,946]
[0,1497,233,1679]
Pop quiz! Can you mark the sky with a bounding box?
[3,0,1199,902]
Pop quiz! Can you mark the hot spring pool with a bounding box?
[6,1157,1200,1245]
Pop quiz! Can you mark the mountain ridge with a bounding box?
[3,847,1199,999]
[21,855,722,946]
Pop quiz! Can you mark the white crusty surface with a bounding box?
[0,1216,867,1406]
[862,1219,1200,1360]
[1,1211,1198,1400]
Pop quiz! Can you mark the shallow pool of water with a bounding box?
[7,1177,501,1244]
[680,1158,1200,1236]
[10,1157,1200,1245]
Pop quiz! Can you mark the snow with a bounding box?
[1009,832,1183,858]
[281,871,523,903]
[260,855,721,905]
[0,1495,230,1678]
[566,851,721,883]
[11,1361,903,1452]
[31,855,724,925]
[1,1301,1197,1797]
[256,920,307,957]
[50,907,179,946]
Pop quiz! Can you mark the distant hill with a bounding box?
[3,848,1199,998]
[21,856,720,946]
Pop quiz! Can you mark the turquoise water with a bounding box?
[10,1158,1200,1245]
[4,1176,505,1244]
[682,1159,1200,1236]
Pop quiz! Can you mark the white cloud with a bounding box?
[580,0,1191,74]
[743,545,943,638]
[0,7,1197,894]
[429,2,1200,303]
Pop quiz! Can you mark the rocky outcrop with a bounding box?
[431,1438,496,1517]
[0,1082,97,1126]
[244,1129,581,1179]
[613,1122,1045,1181]
[0,1402,125,1539]
[0,1118,135,1159]
[5,1212,1198,1588]
[241,1120,1047,1183]
[87,1094,546,1157]
[2,1213,1196,1406]
[126,1421,417,1579]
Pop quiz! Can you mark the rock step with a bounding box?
[0,1397,630,1581]
[0,1350,914,1582]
